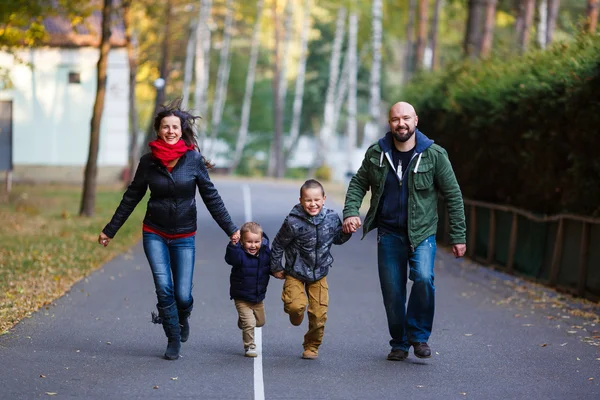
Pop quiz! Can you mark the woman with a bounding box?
[98,101,240,360]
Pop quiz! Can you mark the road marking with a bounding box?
[241,184,265,400]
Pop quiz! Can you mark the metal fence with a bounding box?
[437,198,600,302]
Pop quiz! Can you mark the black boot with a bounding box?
[152,303,181,360]
[178,301,193,343]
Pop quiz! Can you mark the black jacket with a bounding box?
[224,233,271,303]
[103,150,237,238]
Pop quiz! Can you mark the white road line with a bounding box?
[241,184,265,400]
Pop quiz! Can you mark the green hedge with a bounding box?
[402,34,600,216]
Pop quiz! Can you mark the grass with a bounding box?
[0,184,146,334]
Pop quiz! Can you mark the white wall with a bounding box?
[0,47,129,167]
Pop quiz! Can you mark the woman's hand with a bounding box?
[230,230,240,245]
[98,232,111,247]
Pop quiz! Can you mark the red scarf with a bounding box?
[149,139,195,167]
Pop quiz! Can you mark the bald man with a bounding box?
[342,102,466,361]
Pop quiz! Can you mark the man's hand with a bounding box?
[452,244,466,258]
[272,271,285,279]
[230,230,241,245]
[343,216,362,234]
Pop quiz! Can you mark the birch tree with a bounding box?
[464,0,485,58]
[268,0,294,177]
[517,0,535,53]
[346,7,358,174]
[586,0,599,33]
[537,0,548,49]
[207,0,234,158]
[194,0,213,145]
[315,6,346,168]
[181,18,197,109]
[414,0,429,70]
[362,0,382,147]
[123,0,139,185]
[429,0,443,70]
[404,0,417,82]
[80,0,113,217]
[229,0,264,173]
[546,0,560,45]
[283,0,311,173]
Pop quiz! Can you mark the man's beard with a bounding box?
[392,127,415,143]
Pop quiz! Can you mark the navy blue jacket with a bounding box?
[103,150,237,238]
[225,233,271,303]
[377,129,434,233]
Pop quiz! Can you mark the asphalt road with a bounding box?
[1,179,598,400]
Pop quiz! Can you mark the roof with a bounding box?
[43,10,126,48]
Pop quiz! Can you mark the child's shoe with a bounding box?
[301,349,318,359]
[245,347,258,357]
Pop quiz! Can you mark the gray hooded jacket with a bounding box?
[270,204,351,282]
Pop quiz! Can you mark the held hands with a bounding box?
[98,232,111,247]
[272,271,285,280]
[230,230,241,245]
[342,216,362,234]
[452,244,466,258]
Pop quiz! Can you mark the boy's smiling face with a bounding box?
[300,187,326,216]
[241,231,262,255]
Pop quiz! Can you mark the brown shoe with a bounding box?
[302,349,318,359]
[387,349,408,361]
[289,312,304,326]
[411,342,432,358]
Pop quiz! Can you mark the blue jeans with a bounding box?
[377,231,436,351]
[143,232,196,310]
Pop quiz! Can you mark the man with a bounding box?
[342,101,466,361]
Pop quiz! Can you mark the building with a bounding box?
[0,11,129,184]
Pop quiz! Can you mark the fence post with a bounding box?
[467,204,476,257]
[506,213,518,273]
[549,218,565,287]
[577,222,590,297]
[486,209,496,264]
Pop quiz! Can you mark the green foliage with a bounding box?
[315,164,332,182]
[401,33,600,216]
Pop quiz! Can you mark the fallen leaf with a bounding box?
[76,350,80,353]
[522,324,533,327]
[577,357,581,361]
[464,333,473,336]
[540,343,548,347]
[106,342,111,345]
[567,331,577,334]
[460,392,467,396]
[416,385,424,388]
[560,343,568,346]
[46,393,57,396]
[589,378,594,381]
[153,386,159,389]
[40,375,46,378]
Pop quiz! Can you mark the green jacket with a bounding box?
[343,130,466,249]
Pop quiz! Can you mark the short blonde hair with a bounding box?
[240,222,263,237]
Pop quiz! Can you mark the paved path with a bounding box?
[1,179,598,399]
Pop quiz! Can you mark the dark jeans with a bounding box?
[143,232,195,310]
[377,231,436,351]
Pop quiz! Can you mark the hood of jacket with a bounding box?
[378,129,434,163]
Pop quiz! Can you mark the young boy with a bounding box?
[225,222,271,357]
[270,179,352,359]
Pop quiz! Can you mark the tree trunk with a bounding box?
[464,0,486,58]
[537,0,548,49]
[207,0,234,158]
[194,0,213,147]
[271,0,284,178]
[143,0,173,148]
[315,7,346,170]
[404,0,417,82]
[268,0,294,178]
[546,0,561,45]
[182,18,197,109]
[80,0,113,217]
[362,0,382,147]
[586,0,599,33]
[429,0,443,70]
[229,0,264,173]
[346,7,358,174]
[123,0,139,186]
[479,0,497,57]
[517,0,535,53]
[415,0,429,70]
[283,0,311,174]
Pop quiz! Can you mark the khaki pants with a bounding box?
[282,275,329,352]
[234,299,266,350]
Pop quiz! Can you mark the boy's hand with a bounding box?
[272,271,285,279]
[343,216,361,233]
[230,230,240,245]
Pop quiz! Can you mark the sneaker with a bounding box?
[245,348,258,358]
[301,349,318,359]
[387,349,408,361]
[289,312,304,326]
[411,342,432,359]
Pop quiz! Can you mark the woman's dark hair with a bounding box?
[153,98,214,169]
